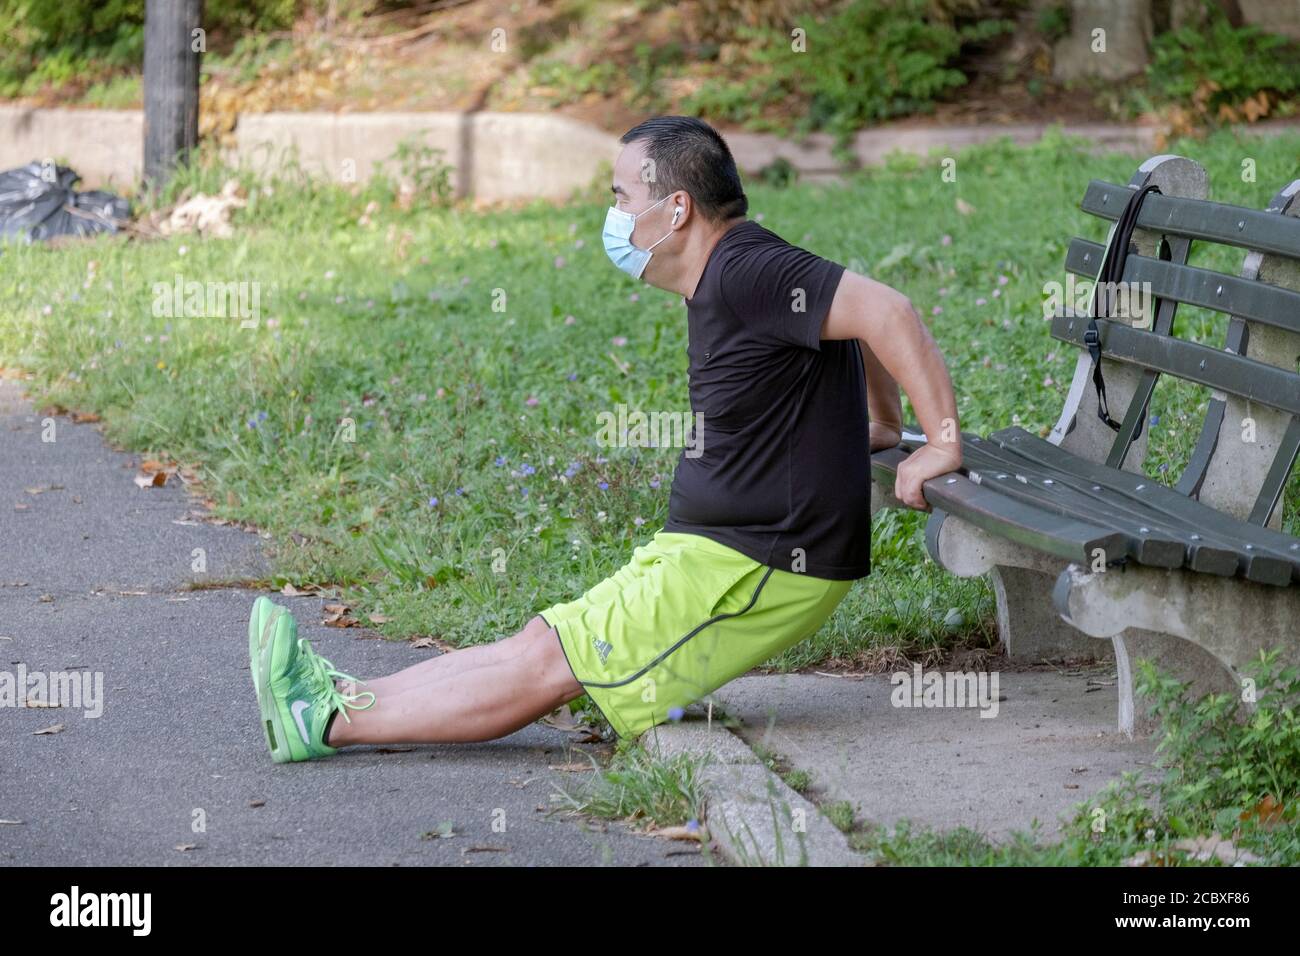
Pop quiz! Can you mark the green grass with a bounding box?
[549,739,712,834]
[2,127,1300,675]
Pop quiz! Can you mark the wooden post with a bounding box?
[143,0,204,190]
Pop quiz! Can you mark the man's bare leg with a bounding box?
[347,628,529,699]
[325,616,585,745]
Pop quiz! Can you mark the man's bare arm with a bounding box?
[860,337,903,451]
[821,270,961,509]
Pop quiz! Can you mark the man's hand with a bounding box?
[894,443,962,511]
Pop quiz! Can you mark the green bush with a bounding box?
[0,0,299,96]
[684,0,1011,147]
[1144,3,1300,114]
[1059,648,1300,864]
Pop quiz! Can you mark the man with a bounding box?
[250,115,961,762]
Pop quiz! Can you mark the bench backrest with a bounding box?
[1047,155,1300,531]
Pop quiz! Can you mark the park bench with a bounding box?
[871,154,1300,736]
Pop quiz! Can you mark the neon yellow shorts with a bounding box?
[539,530,852,740]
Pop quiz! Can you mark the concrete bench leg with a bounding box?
[1054,564,1300,738]
[921,508,1112,663]
[991,566,1111,662]
[1105,628,1233,737]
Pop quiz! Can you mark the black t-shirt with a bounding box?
[663,219,872,580]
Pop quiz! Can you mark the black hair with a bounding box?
[619,115,748,222]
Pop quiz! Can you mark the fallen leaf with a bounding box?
[649,824,706,842]
[368,614,392,624]
[956,197,976,216]
[33,723,65,735]
[133,471,167,489]
[0,820,25,825]
[24,485,63,495]
[70,411,100,424]
[249,799,266,808]
[410,635,455,652]
[175,843,198,852]
[541,707,583,732]
[1240,795,1287,829]
[548,762,592,773]
[323,602,359,627]
[421,821,456,840]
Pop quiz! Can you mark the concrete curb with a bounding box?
[638,717,871,867]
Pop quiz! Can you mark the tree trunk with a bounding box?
[1052,0,1154,82]
[143,0,204,190]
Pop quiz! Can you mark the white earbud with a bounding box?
[672,206,683,222]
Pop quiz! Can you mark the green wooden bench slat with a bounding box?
[1050,312,1300,417]
[871,446,1129,565]
[958,437,1235,575]
[986,427,1300,583]
[1174,399,1226,498]
[1065,238,1300,335]
[1081,180,1300,260]
[1064,237,1107,278]
[962,435,1289,582]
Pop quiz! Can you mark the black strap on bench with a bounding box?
[1084,181,1162,435]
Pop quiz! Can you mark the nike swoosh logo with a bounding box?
[291,700,311,744]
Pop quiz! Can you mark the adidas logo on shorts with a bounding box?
[591,636,613,664]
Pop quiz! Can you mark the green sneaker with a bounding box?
[256,603,376,763]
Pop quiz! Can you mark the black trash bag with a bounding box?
[0,161,132,243]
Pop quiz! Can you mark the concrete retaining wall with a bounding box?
[1,104,1297,200]
[0,106,143,191]
[229,110,619,201]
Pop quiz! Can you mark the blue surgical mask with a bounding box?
[602,194,675,279]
